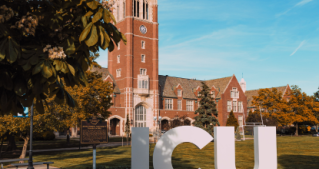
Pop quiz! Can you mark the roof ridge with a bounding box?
[205,76,233,82]
[246,85,287,92]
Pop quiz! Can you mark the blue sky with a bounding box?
[97,0,319,95]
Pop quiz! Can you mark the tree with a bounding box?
[313,87,319,132]
[0,111,62,162]
[45,70,113,143]
[193,82,220,135]
[251,88,293,126]
[0,0,126,115]
[226,110,239,131]
[246,110,262,123]
[288,85,319,136]
[124,114,130,146]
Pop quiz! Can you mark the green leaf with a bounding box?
[0,38,7,61]
[42,60,53,79]
[29,54,39,65]
[7,37,19,63]
[101,28,110,50]
[84,11,94,17]
[99,25,104,46]
[22,63,31,71]
[92,8,103,23]
[86,1,98,10]
[81,16,88,28]
[64,38,76,55]
[108,39,115,52]
[67,64,75,76]
[61,62,69,74]
[103,9,111,23]
[32,60,44,75]
[85,25,98,47]
[79,22,93,42]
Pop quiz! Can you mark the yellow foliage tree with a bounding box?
[288,85,319,136]
[252,88,293,126]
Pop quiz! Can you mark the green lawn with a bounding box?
[4,135,319,169]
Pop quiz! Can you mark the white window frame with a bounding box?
[227,101,232,112]
[117,55,120,63]
[233,101,237,112]
[141,41,145,49]
[186,100,194,111]
[116,69,121,77]
[138,80,148,89]
[141,54,145,63]
[177,89,182,97]
[140,68,146,75]
[165,99,173,110]
[211,91,215,98]
[117,28,120,50]
[231,87,239,98]
[135,105,146,127]
[177,100,182,110]
[238,101,243,113]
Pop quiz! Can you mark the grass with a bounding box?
[3,135,319,169]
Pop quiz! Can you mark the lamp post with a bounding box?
[27,103,34,169]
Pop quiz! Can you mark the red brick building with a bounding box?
[90,0,247,136]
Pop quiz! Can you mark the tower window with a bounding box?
[117,55,120,63]
[137,1,139,17]
[146,3,148,20]
[116,69,121,77]
[123,2,125,18]
[140,68,146,75]
[133,0,136,17]
[141,41,145,49]
[143,0,145,19]
[141,55,145,62]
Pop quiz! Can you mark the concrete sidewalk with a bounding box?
[6,164,60,169]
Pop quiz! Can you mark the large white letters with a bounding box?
[131,126,277,169]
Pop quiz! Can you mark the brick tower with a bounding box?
[107,0,159,134]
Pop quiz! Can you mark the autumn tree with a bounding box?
[288,85,318,136]
[193,82,220,135]
[46,70,113,143]
[0,111,62,162]
[0,0,126,115]
[252,88,293,126]
[226,110,239,131]
[313,87,319,132]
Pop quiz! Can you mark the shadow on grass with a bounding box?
[278,155,319,169]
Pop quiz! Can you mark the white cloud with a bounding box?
[276,0,313,17]
[295,0,313,6]
[290,40,306,56]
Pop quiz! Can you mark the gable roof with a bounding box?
[205,76,233,98]
[245,85,288,108]
[159,75,233,99]
[89,67,121,93]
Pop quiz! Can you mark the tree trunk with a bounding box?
[295,123,299,136]
[0,136,4,159]
[6,134,17,151]
[66,130,70,144]
[316,124,318,133]
[19,135,29,163]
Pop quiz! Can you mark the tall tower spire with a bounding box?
[108,0,159,131]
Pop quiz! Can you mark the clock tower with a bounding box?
[108,0,159,131]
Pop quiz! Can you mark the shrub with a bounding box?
[42,131,55,140]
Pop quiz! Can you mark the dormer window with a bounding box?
[140,68,146,75]
[198,91,201,97]
[177,89,182,97]
[211,91,215,98]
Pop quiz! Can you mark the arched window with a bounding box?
[137,0,139,17]
[143,0,145,19]
[146,2,148,20]
[133,0,136,17]
[135,105,146,127]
